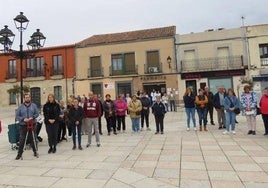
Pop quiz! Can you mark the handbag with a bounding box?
[227,97,240,115]
[257,107,261,115]
[234,108,241,115]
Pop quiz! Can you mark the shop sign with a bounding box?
[181,69,245,79]
[140,75,167,81]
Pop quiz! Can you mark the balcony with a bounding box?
[180,55,243,72]
[144,63,162,74]
[50,66,64,76]
[6,72,17,80]
[261,58,268,66]
[109,65,138,76]
[25,69,45,77]
[88,67,104,78]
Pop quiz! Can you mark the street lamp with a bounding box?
[167,56,172,69]
[0,12,46,104]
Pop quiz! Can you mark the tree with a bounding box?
[7,84,30,106]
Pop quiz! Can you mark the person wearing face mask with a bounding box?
[260,87,268,135]
[43,94,61,154]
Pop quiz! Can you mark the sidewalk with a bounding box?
[0,107,267,188]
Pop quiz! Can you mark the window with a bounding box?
[182,50,196,71]
[9,92,16,105]
[8,59,16,79]
[26,57,44,77]
[54,86,62,102]
[259,44,268,58]
[52,55,63,75]
[112,54,123,70]
[89,56,102,77]
[124,53,135,74]
[147,51,160,67]
[111,53,136,75]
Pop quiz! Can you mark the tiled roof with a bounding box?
[76,26,176,47]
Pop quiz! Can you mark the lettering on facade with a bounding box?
[140,75,167,81]
[181,69,245,80]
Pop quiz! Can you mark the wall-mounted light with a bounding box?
[167,56,172,69]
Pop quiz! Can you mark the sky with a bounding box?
[0,0,268,48]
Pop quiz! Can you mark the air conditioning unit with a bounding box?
[149,67,158,73]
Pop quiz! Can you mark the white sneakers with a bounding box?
[186,127,197,131]
[223,130,236,135]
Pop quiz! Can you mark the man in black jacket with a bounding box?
[152,96,166,134]
[204,86,215,125]
[140,92,151,131]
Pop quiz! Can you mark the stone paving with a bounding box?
[0,107,268,188]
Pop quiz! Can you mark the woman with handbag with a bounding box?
[128,95,142,133]
[223,88,240,135]
[240,85,258,135]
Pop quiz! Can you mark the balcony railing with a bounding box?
[261,58,268,66]
[144,63,162,74]
[50,66,64,76]
[6,72,17,79]
[88,67,104,78]
[25,69,45,77]
[180,55,243,72]
[109,65,138,76]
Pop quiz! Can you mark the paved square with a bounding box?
[0,107,267,187]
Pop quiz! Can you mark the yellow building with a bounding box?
[75,26,178,100]
[247,24,268,92]
[176,27,247,97]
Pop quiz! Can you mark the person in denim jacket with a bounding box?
[240,85,258,135]
[223,88,240,135]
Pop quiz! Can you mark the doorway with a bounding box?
[143,82,166,96]
[185,80,197,96]
[117,82,132,98]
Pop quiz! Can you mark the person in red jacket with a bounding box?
[115,94,128,133]
[83,91,101,147]
[260,87,268,135]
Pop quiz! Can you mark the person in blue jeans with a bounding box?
[195,89,208,131]
[128,95,142,132]
[69,98,85,150]
[183,87,197,131]
[223,88,240,135]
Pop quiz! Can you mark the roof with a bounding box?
[76,26,176,47]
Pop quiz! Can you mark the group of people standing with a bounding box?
[14,90,169,160]
[183,85,268,136]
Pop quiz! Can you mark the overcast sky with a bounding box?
[0,0,267,48]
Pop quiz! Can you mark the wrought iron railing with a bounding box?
[88,67,104,78]
[181,55,243,72]
[109,65,138,76]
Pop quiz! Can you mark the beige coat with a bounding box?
[128,99,142,118]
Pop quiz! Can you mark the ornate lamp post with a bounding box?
[0,12,46,104]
